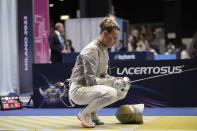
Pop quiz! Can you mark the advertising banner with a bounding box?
[33,0,49,63]
[110,59,197,107]
[18,0,34,93]
[62,52,154,63]
[33,59,197,108]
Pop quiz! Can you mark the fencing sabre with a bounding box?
[130,67,197,83]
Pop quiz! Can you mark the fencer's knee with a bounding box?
[103,88,117,102]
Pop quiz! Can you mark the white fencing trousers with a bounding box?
[69,83,120,114]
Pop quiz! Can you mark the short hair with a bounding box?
[55,22,64,30]
[100,16,120,33]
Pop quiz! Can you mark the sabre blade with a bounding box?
[131,67,197,83]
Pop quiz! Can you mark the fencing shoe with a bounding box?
[77,111,95,128]
[91,112,104,125]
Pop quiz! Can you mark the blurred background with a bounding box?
[0,0,197,107]
[48,0,197,58]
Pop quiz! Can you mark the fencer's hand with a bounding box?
[116,83,128,100]
[117,89,128,100]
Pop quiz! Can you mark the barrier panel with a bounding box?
[33,59,197,108]
[62,51,154,63]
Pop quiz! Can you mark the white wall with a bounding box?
[0,0,19,95]
[65,18,103,52]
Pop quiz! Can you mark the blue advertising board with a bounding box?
[62,51,154,63]
[33,59,197,108]
[18,0,34,93]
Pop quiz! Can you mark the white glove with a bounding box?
[113,77,131,99]
[96,76,131,99]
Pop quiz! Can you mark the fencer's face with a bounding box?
[104,29,120,48]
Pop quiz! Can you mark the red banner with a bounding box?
[34,0,49,63]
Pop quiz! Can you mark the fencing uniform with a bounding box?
[69,39,127,116]
[68,39,130,127]
[70,39,114,104]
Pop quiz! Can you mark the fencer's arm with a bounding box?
[104,61,123,79]
[95,77,116,86]
[103,64,111,78]
[81,48,121,87]
[81,49,100,86]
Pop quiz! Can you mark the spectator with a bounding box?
[191,44,197,59]
[127,35,134,52]
[180,44,190,59]
[150,27,165,54]
[136,34,149,52]
[129,27,139,51]
[49,22,67,63]
[65,39,75,53]
[165,42,176,55]
[118,40,127,52]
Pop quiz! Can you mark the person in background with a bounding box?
[191,44,197,59]
[118,40,127,52]
[49,22,67,63]
[136,34,149,52]
[180,44,190,59]
[165,42,176,55]
[65,39,75,53]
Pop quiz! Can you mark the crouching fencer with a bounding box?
[68,16,131,128]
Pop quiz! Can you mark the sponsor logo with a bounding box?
[24,16,29,71]
[114,54,136,60]
[117,66,184,75]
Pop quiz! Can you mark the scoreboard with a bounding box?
[0,96,22,110]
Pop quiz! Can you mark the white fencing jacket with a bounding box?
[70,39,115,92]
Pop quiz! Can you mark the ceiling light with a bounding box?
[49,4,54,7]
[60,15,70,20]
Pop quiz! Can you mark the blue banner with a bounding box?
[33,59,197,108]
[62,52,154,63]
[18,0,34,93]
